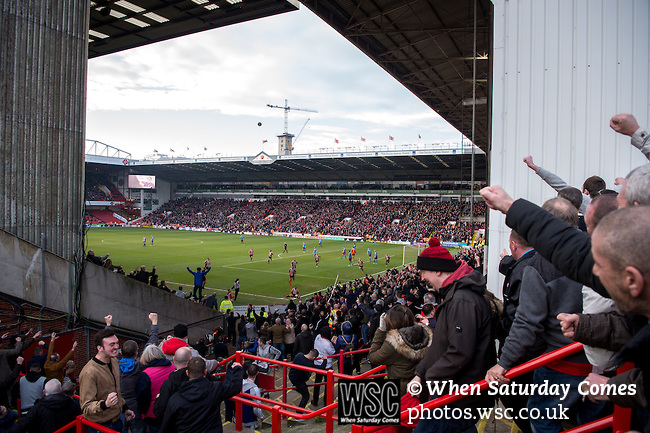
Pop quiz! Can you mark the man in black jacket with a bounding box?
[410,237,494,433]
[481,185,650,429]
[289,349,318,410]
[9,379,81,433]
[495,230,536,345]
[159,357,242,433]
[292,324,313,358]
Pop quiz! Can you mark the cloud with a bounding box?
[86,7,461,158]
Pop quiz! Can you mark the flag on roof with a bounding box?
[204,147,207,151]
[418,134,421,139]
[170,148,175,152]
[262,140,268,143]
[153,149,158,153]
[389,135,394,141]
[335,138,339,144]
[361,137,366,142]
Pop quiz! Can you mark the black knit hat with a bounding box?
[173,324,188,339]
[416,237,458,272]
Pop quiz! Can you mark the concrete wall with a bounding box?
[0,228,222,341]
[0,0,88,261]
[80,263,223,341]
[0,229,73,314]
[488,0,650,295]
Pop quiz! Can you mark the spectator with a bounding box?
[410,237,494,433]
[523,155,604,213]
[159,324,219,373]
[0,405,18,432]
[244,318,258,342]
[486,198,605,433]
[368,305,432,395]
[86,250,109,266]
[18,364,45,415]
[253,338,280,374]
[79,328,135,433]
[187,266,210,300]
[0,339,23,408]
[135,265,156,284]
[9,379,81,433]
[136,345,175,433]
[334,322,359,375]
[269,318,290,360]
[289,349,318,412]
[283,318,296,361]
[44,332,78,383]
[292,324,313,359]
[241,364,264,430]
[480,185,650,428]
[153,347,193,419]
[312,327,335,407]
[495,230,537,348]
[159,357,243,433]
[119,313,160,433]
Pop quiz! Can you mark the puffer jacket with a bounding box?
[368,323,433,395]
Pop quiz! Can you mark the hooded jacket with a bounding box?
[18,372,46,411]
[415,263,495,409]
[118,357,142,413]
[8,392,81,433]
[369,323,433,395]
[241,378,263,424]
[159,365,243,433]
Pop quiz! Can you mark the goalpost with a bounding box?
[402,243,425,266]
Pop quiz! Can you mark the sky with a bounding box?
[86,6,464,160]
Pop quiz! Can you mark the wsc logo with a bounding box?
[338,379,400,425]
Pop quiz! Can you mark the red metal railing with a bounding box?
[41,341,633,433]
[52,414,120,433]
[227,348,386,433]
[350,342,631,433]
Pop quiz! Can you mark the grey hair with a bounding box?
[140,344,166,365]
[625,164,650,206]
[44,379,62,396]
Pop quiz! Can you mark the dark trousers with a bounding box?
[292,380,310,408]
[193,285,203,299]
[312,370,329,405]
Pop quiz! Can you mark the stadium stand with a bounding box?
[141,198,485,243]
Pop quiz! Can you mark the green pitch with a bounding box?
[86,228,424,306]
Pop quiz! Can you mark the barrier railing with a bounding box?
[52,414,120,433]
[350,342,631,433]
[35,341,633,433]
[228,349,386,433]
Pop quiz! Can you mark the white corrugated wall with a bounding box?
[488,0,650,296]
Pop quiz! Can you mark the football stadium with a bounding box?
[1,2,649,433]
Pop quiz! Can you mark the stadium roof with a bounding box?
[88,0,492,153]
[88,0,300,58]
[86,145,486,183]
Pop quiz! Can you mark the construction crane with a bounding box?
[292,118,311,147]
[267,99,317,134]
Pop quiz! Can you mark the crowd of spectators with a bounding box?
[141,198,485,243]
[176,181,487,192]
